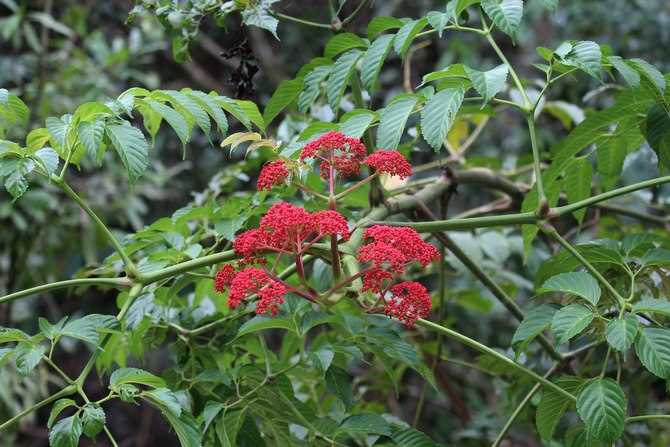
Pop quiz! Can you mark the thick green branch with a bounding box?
[386,175,670,232]
[0,385,77,432]
[138,250,236,285]
[0,278,132,305]
[416,319,575,401]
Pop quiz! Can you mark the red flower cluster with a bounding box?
[214,264,236,293]
[221,267,288,316]
[257,160,289,190]
[300,131,367,179]
[234,202,349,259]
[357,225,438,324]
[385,281,432,327]
[363,226,439,267]
[365,150,413,179]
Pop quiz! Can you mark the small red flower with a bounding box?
[228,267,288,315]
[365,150,413,179]
[257,160,289,190]
[214,264,236,293]
[385,281,432,327]
[313,210,349,240]
[256,281,288,316]
[363,225,439,267]
[233,229,267,259]
[260,202,316,251]
[362,268,393,293]
[357,241,408,274]
[300,131,367,179]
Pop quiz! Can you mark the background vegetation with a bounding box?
[1,0,670,446]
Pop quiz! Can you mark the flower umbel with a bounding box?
[300,131,367,179]
[257,160,289,190]
[365,150,413,179]
[214,264,236,293]
[228,267,289,315]
[385,281,432,327]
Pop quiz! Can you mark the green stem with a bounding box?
[333,172,379,200]
[0,277,132,305]
[54,176,138,277]
[542,226,627,307]
[484,32,531,110]
[138,250,235,284]
[382,175,670,232]
[416,319,575,401]
[554,175,670,217]
[0,385,77,432]
[492,365,558,447]
[104,426,120,447]
[75,284,144,386]
[270,11,333,29]
[412,203,562,361]
[526,115,547,208]
[341,0,370,26]
[626,414,670,423]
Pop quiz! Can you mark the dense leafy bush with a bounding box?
[1,1,670,446]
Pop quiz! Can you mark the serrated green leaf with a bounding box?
[420,87,466,151]
[635,328,670,378]
[426,11,449,37]
[393,18,428,57]
[325,365,353,410]
[48,399,77,428]
[511,304,557,350]
[77,120,106,162]
[326,49,362,113]
[298,65,332,113]
[641,248,670,268]
[377,95,418,149]
[366,16,404,39]
[605,316,639,352]
[236,315,296,338]
[645,104,670,168]
[633,298,670,317]
[629,58,666,94]
[576,378,626,443]
[49,415,82,447]
[324,32,368,59]
[218,95,252,129]
[184,90,229,135]
[143,387,182,417]
[551,304,594,344]
[61,314,118,345]
[559,41,601,79]
[608,56,640,88]
[263,78,303,125]
[0,328,30,343]
[1,157,34,199]
[81,404,105,438]
[338,110,376,138]
[143,99,191,147]
[161,90,211,137]
[391,426,441,447]
[106,120,149,183]
[596,136,627,190]
[536,376,583,440]
[539,272,601,307]
[465,64,508,106]
[361,34,394,92]
[235,99,265,132]
[241,0,279,39]
[481,0,523,39]
[339,414,391,436]
[110,367,166,391]
[564,157,593,224]
[14,341,46,376]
